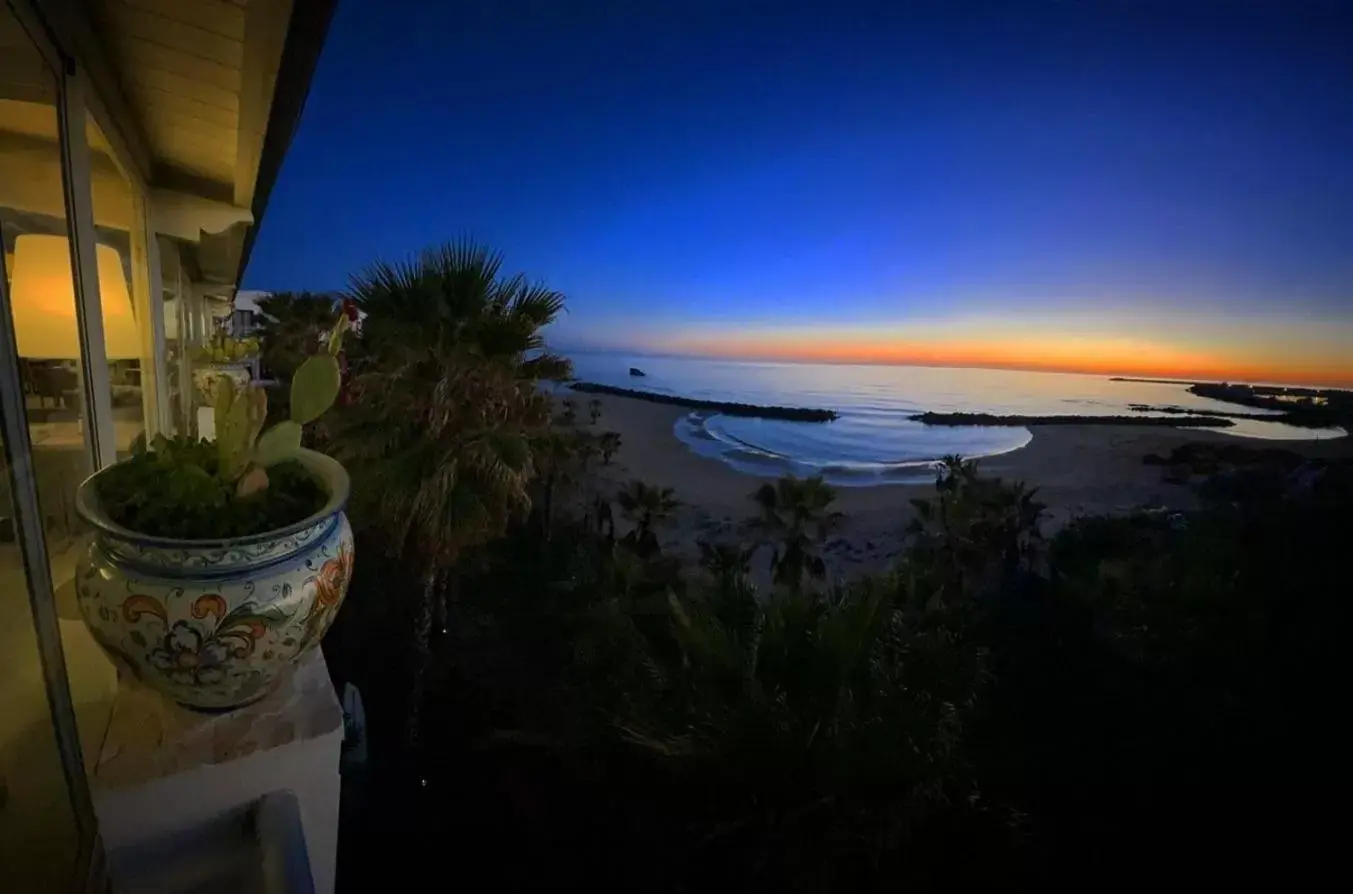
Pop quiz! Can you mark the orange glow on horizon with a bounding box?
[657,333,1353,388]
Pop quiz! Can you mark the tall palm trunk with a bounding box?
[408,569,439,752]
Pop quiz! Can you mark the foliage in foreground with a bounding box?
[255,290,340,384]
[750,474,843,589]
[330,457,1049,885]
[327,433,1350,887]
[311,240,1348,887]
[334,240,571,574]
[327,240,572,744]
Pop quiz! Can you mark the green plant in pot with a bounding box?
[193,334,261,365]
[75,317,355,710]
[192,335,261,406]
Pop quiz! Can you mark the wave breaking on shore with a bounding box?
[674,411,1032,486]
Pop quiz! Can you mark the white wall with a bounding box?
[235,289,270,314]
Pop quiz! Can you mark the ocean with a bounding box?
[565,352,1344,486]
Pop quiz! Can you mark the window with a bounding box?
[159,236,190,434]
[84,113,160,455]
[0,3,90,886]
[158,237,215,436]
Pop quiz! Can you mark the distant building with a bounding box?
[231,289,271,336]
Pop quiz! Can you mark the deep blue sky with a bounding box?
[244,0,1353,382]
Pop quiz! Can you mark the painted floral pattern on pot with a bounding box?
[300,545,354,650]
[77,514,354,710]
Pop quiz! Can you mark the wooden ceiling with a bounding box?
[2,1,331,287]
[90,0,293,208]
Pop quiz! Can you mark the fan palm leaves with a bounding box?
[697,540,755,583]
[598,431,622,464]
[254,291,339,382]
[335,240,572,566]
[347,239,571,381]
[620,570,982,813]
[750,475,843,589]
[531,425,595,531]
[615,480,679,557]
[330,241,572,747]
[908,455,1046,598]
[333,348,548,571]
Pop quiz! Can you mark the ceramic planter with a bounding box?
[193,363,254,405]
[74,449,353,711]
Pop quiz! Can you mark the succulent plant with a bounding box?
[194,335,261,364]
[216,314,351,497]
[214,376,267,481]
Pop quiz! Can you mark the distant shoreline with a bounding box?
[1127,404,1275,420]
[1109,376,1208,386]
[582,391,1348,576]
[909,412,1235,428]
[567,381,839,422]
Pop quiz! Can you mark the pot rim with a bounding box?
[75,447,349,549]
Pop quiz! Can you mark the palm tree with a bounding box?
[255,291,339,383]
[618,570,985,860]
[598,431,622,465]
[531,424,595,532]
[697,539,754,584]
[615,480,679,557]
[750,475,843,590]
[331,240,570,745]
[349,240,571,381]
[907,455,1045,598]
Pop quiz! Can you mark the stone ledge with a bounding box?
[93,648,342,792]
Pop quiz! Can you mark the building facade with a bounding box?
[0,1,334,889]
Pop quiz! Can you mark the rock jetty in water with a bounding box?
[909,412,1234,428]
[569,382,838,422]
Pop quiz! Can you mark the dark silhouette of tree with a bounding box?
[749,475,842,589]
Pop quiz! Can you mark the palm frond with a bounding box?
[345,239,564,371]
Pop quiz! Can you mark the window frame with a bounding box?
[0,3,105,888]
[77,78,171,451]
[0,0,179,888]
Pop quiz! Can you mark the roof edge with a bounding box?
[234,0,338,285]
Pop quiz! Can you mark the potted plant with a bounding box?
[192,334,262,404]
[193,334,262,365]
[74,317,354,710]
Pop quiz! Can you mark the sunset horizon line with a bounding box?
[559,345,1353,390]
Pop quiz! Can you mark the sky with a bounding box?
[244,0,1353,386]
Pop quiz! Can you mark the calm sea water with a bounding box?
[566,352,1345,486]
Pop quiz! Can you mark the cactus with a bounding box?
[290,354,342,424]
[215,314,351,496]
[253,420,302,466]
[215,375,267,481]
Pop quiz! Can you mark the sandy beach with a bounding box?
[582,393,1350,579]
